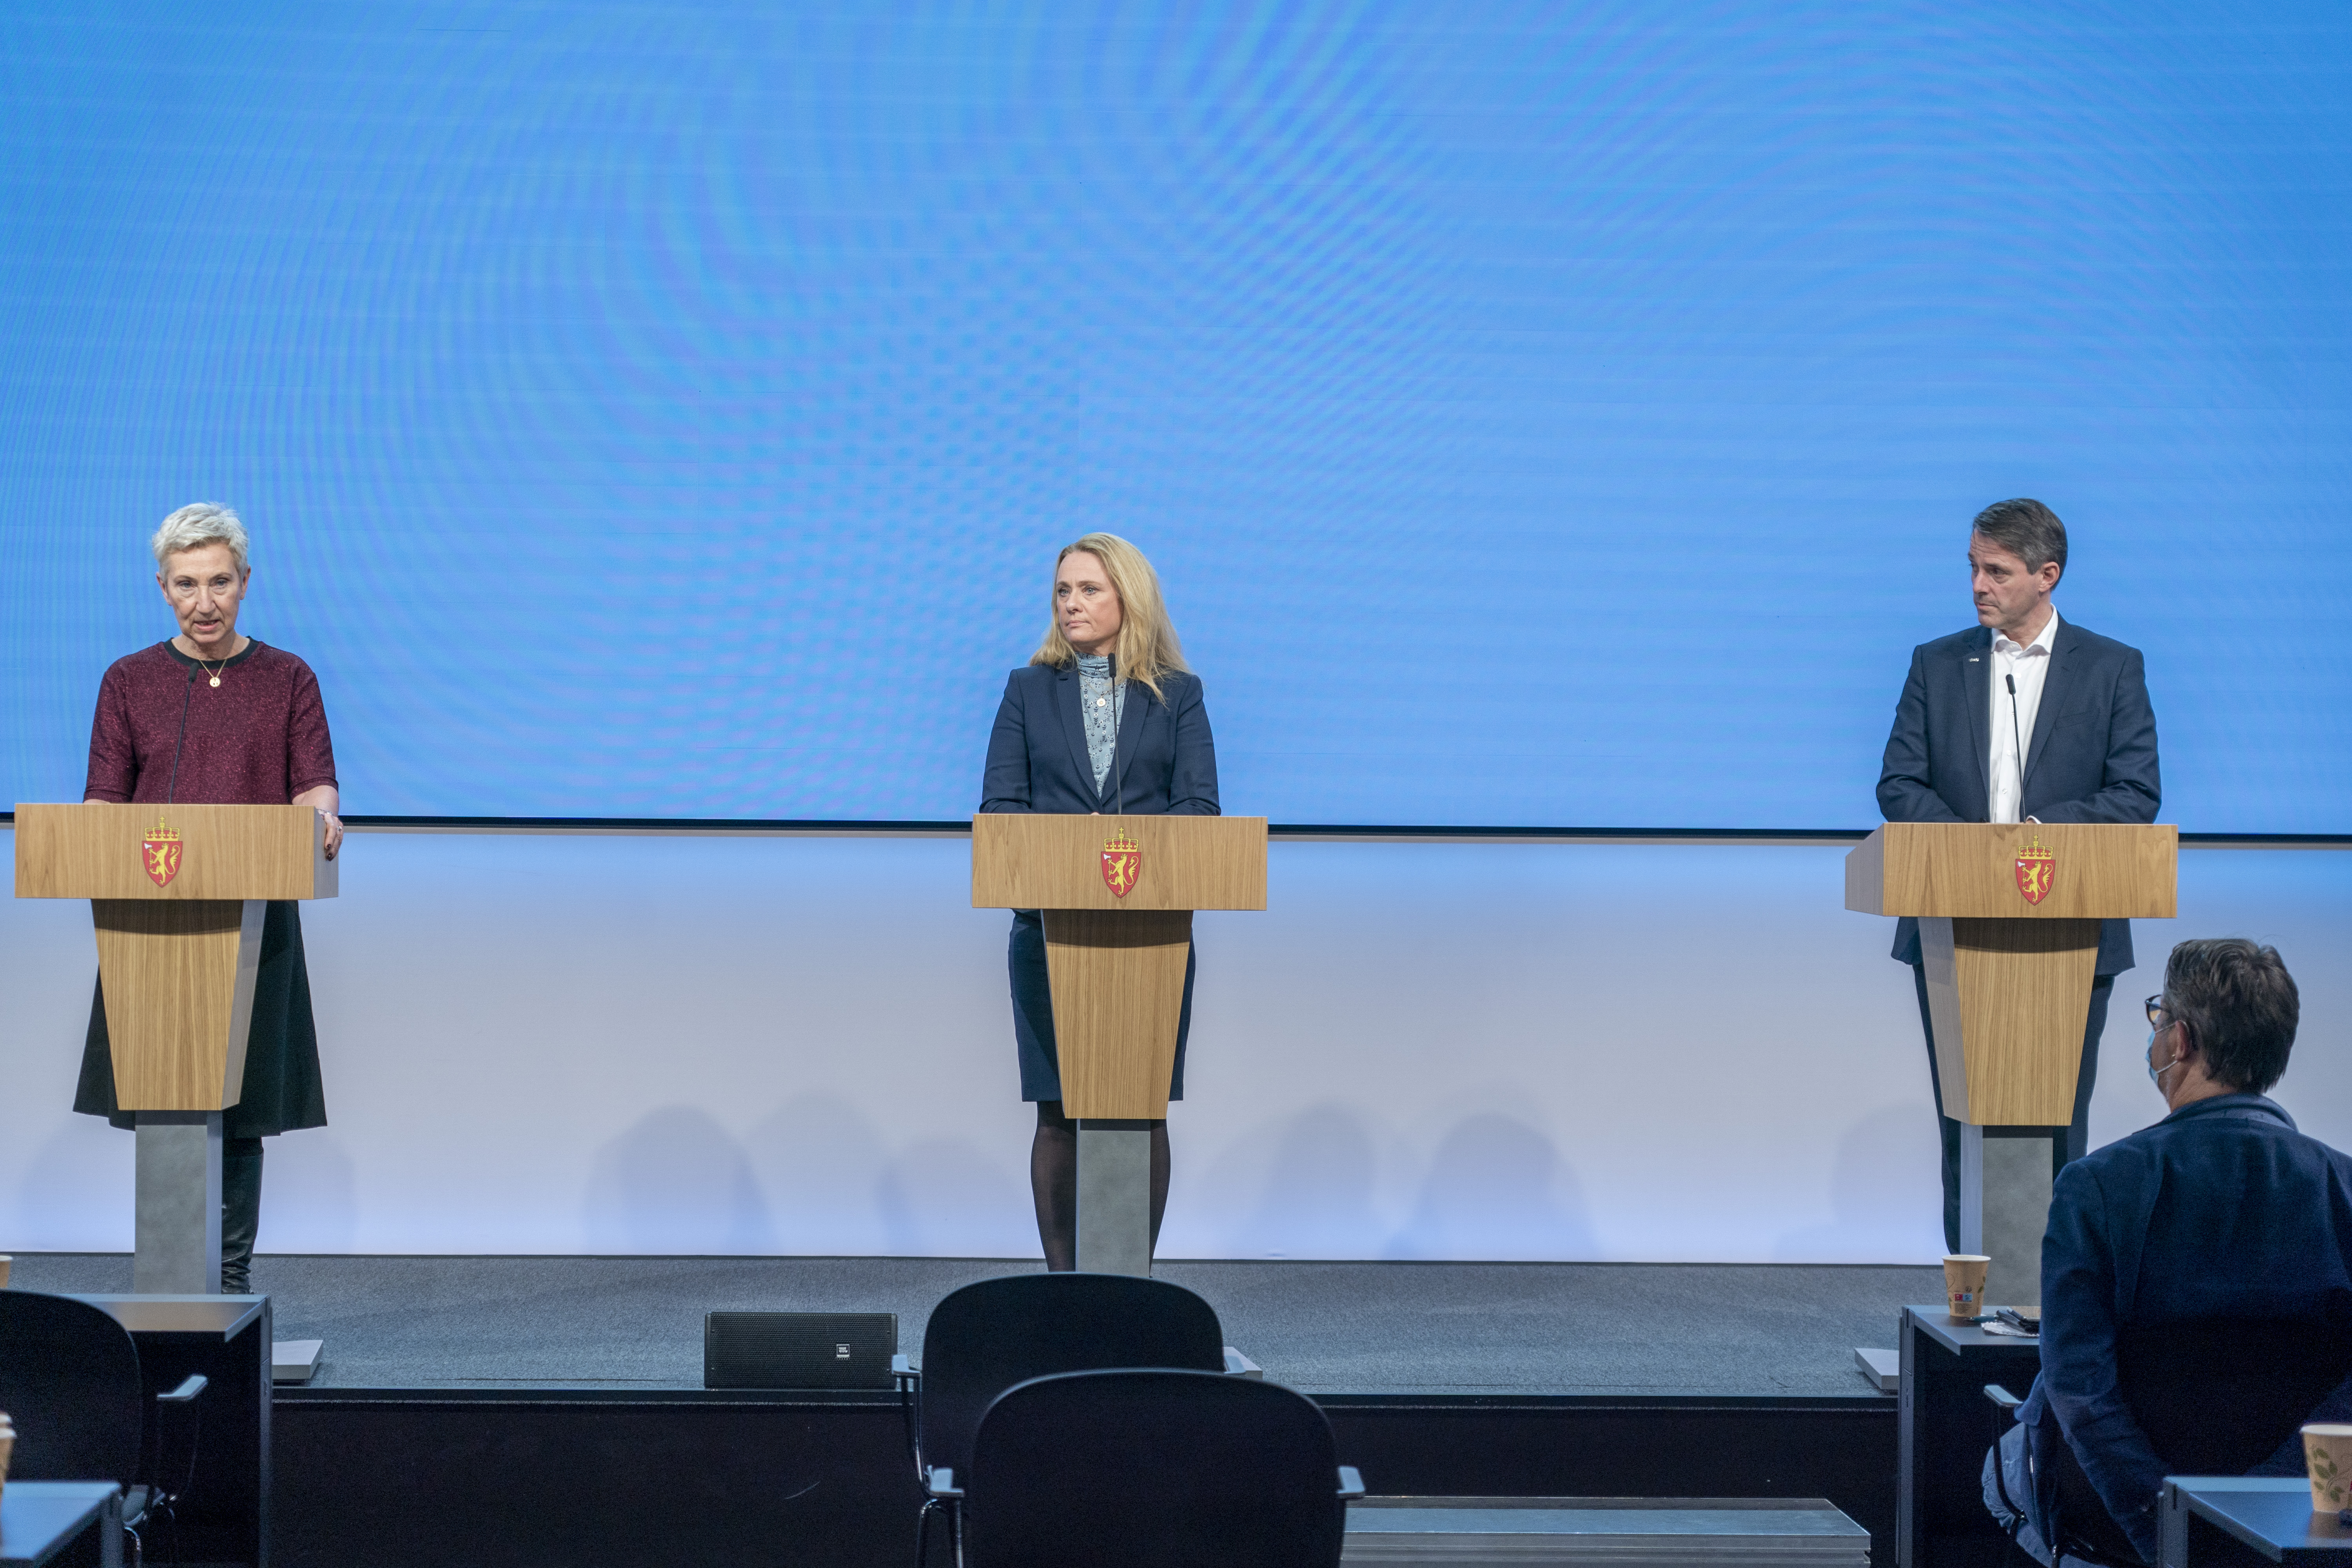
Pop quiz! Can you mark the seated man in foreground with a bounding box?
[1985,937,2352,1565]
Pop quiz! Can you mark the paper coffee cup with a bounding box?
[2306,1424,2352,1513]
[1944,1254,1991,1321]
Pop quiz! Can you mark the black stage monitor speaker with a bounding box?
[704,1311,898,1390]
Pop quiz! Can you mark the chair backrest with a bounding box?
[0,1290,146,1484]
[964,1368,1345,1568]
[2045,1316,2352,1564]
[2043,1441,2146,1567]
[2119,1317,2352,1474]
[917,1273,1225,1482]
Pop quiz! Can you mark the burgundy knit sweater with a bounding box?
[84,640,338,806]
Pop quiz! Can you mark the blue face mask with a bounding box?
[2147,1027,2181,1091]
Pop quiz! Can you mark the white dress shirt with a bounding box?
[1989,606,2060,823]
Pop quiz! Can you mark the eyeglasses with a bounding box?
[2145,994,2169,1027]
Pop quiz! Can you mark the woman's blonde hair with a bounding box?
[1030,533,1189,702]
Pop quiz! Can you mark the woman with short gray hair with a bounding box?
[76,502,341,1295]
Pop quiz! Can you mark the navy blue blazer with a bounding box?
[1876,618,2160,975]
[2017,1094,2352,1559]
[979,662,1220,817]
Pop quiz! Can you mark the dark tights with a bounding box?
[222,1135,264,1296]
[1030,1100,1169,1272]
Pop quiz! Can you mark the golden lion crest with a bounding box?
[2014,835,2054,906]
[143,818,182,888]
[1101,832,1141,898]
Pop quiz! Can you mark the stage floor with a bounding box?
[10,1253,1931,1399]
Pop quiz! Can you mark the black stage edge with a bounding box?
[15,1255,1922,1566]
[266,1390,1896,1568]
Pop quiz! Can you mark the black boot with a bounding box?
[221,1137,264,1295]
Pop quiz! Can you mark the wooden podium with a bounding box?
[15,802,336,1293]
[972,813,1267,1274]
[1847,822,2174,1296]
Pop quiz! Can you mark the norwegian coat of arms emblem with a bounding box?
[143,818,183,888]
[2014,834,2055,906]
[1101,832,1142,898]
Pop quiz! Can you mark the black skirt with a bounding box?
[1009,910,1194,1104]
[75,900,328,1138]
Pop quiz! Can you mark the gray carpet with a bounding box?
[4,1254,1934,1397]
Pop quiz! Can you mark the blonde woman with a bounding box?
[979,534,1220,1270]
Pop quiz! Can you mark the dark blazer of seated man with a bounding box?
[1985,938,2352,1565]
[1877,498,2161,1249]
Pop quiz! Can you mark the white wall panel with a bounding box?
[2,832,2343,1262]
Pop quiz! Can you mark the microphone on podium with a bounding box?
[163,659,200,805]
[1111,657,1127,815]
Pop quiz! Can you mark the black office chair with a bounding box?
[1988,1316,2352,1566]
[940,1368,1361,1568]
[894,1273,1227,1566]
[0,1290,209,1568]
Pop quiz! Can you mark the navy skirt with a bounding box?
[75,900,328,1138]
[1009,910,1194,1103]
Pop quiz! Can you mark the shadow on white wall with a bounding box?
[876,1134,1030,1257]
[1206,1102,1386,1259]
[584,1105,775,1254]
[1384,1111,1597,1261]
[1771,1103,1940,1262]
[743,1092,897,1253]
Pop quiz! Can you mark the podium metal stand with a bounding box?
[973,813,1267,1275]
[15,802,336,1293]
[1848,822,2174,1301]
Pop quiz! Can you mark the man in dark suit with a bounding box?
[1877,498,2161,1250]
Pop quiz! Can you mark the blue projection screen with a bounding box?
[3,4,2346,828]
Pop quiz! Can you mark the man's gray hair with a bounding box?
[152,503,250,572]
[2163,937,2299,1095]
[1971,498,2067,579]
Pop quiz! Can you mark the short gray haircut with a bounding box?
[152,503,250,572]
[2164,940,2296,1100]
[2162,938,2299,1095]
[1971,498,2067,580]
